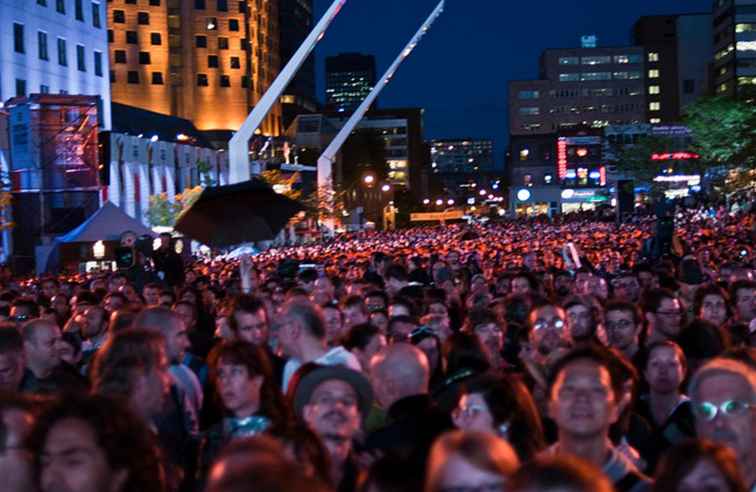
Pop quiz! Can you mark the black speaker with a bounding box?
[616,179,634,223]
[97,131,111,186]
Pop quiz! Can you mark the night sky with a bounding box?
[313,0,711,161]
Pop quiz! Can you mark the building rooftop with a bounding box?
[111,102,215,148]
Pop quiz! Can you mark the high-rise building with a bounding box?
[0,0,112,128]
[712,0,756,97]
[428,139,497,199]
[107,0,281,135]
[279,0,318,130]
[325,53,376,113]
[633,13,712,121]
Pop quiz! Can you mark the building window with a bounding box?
[581,55,611,65]
[229,18,240,31]
[649,102,661,111]
[650,118,661,124]
[57,38,67,65]
[13,23,24,54]
[109,70,115,82]
[114,50,126,63]
[239,1,246,12]
[230,56,240,69]
[519,107,540,116]
[56,0,65,13]
[107,29,113,42]
[40,84,50,93]
[197,73,209,86]
[217,0,228,11]
[125,0,136,3]
[127,71,140,84]
[151,33,162,45]
[94,50,103,76]
[139,52,151,64]
[38,31,49,60]
[241,38,249,50]
[241,75,250,87]
[559,73,580,82]
[558,56,579,65]
[208,55,219,68]
[648,52,659,62]
[195,0,206,8]
[737,40,756,52]
[113,9,125,23]
[196,35,207,48]
[92,2,101,27]
[207,17,218,30]
[126,31,138,44]
[736,23,756,33]
[220,75,231,87]
[76,44,85,71]
[38,0,47,5]
[75,0,83,20]
[149,0,161,5]
[519,148,530,160]
[218,37,229,49]
[648,69,660,78]
[152,72,164,85]
[518,90,539,99]
[138,12,149,24]
[16,79,26,97]
[648,85,660,95]
[683,79,695,94]
[581,72,611,81]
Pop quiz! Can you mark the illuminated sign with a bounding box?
[651,152,700,161]
[517,189,531,201]
[410,210,464,222]
[599,166,606,186]
[576,148,588,157]
[557,138,568,179]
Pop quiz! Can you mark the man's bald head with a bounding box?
[369,343,429,408]
[133,306,183,336]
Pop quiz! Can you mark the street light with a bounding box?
[435,199,443,206]
[363,174,375,186]
[423,198,430,205]
[479,189,487,196]
[447,198,455,206]
[381,184,391,192]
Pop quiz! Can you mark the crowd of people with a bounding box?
[0,198,754,492]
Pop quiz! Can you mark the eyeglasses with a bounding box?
[9,315,28,322]
[533,318,565,331]
[453,403,487,420]
[606,319,634,331]
[440,483,507,492]
[692,400,754,421]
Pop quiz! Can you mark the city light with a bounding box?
[435,199,443,206]
[479,189,487,196]
[557,138,568,179]
[517,189,531,201]
[447,198,455,205]
[423,198,430,205]
[651,152,701,161]
[363,174,375,185]
[381,184,391,192]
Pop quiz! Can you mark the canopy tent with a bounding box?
[57,201,154,243]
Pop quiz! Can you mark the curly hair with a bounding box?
[90,329,166,398]
[26,393,167,492]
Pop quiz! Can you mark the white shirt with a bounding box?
[282,346,362,393]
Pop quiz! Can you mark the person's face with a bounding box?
[452,392,494,433]
[389,321,416,343]
[51,296,70,318]
[82,308,105,339]
[511,277,531,295]
[645,346,684,395]
[216,360,263,418]
[365,296,386,313]
[447,252,460,266]
[143,287,160,307]
[529,305,568,355]
[0,352,25,392]
[436,452,507,492]
[233,310,269,346]
[40,418,128,492]
[27,325,62,372]
[653,297,684,338]
[549,359,618,438]
[638,271,656,290]
[41,282,58,299]
[322,307,344,345]
[343,305,368,330]
[173,304,196,331]
[474,322,504,358]
[303,379,361,441]
[677,459,732,492]
[108,276,126,293]
[165,321,190,364]
[369,312,388,334]
[693,372,756,468]
[612,276,640,303]
[134,348,171,419]
[0,408,35,492]
[566,304,593,341]
[605,309,640,351]
[735,287,756,322]
[700,294,728,327]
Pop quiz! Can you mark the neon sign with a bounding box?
[557,138,567,179]
[651,152,700,161]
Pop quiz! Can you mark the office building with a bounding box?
[712,0,756,97]
[0,0,112,128]
[108,0,281,135]
[279,0,318,129]
[325,53,376,113]
[429,139,497,199]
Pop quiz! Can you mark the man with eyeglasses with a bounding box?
[604,301,645,370]
[521,304,572,390]
[689,357,756,492]
[642,288,684,346]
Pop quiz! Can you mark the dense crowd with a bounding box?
[0,199,754,492]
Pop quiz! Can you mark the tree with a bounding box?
[145,186,203,228]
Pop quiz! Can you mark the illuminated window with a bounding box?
[518,90,539,99]
[519,148,530,160]
[717,83,728,93]
[581,56,611,65]
[737,40,756,52]
[649,85,660,95]
[648,69,659,78]
[559,73,580,82]
[581,72,611,81]
[649,102,660,111]
[558,57,579,65]
[519,107,540,116]
[544,174,553,184]
[650,118,661,124]
[736,23,756,33]
[715,44,734,60]
[648,52,659,62]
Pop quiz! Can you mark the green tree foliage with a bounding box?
[684,96,756,169]
[145,186,203,228]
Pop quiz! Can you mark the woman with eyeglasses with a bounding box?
[425,430,519,492]
[451,373,544,462]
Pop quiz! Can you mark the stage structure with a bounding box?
[316,1,445,194]
[229,0,347,184]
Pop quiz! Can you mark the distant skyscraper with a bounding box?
[429,139,495,174]
[712,0,756,98]
[325,53,376,113]
[107,0,281,135]
[279,0,318,130]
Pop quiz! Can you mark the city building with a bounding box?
[279,0,318,129]
[428,139,498,199]
[107,0,281,135]
[0,0,112,128]
[712,0,756,97]
[325,53,376,113]
[633,13,712,122]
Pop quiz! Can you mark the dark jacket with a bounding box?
[153,248,185,288]
[19,363,89,395]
